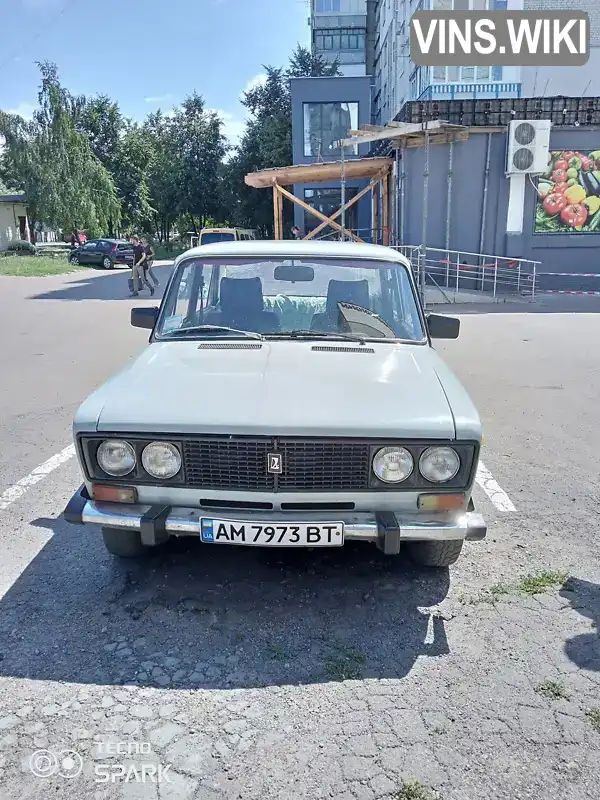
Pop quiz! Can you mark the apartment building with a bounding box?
[310,0,600,125]
[310,0,370,76]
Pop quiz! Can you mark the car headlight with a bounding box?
[372,446,414,483]
[97,440,136,477]
[419,446,460,483]
[142,442,182,479]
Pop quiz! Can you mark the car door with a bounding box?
[78,241,99,265]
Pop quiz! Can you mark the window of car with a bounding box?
[81,241,97,250]
[155,256,425,343]
[97,240,113,251]
[117,243,132,251]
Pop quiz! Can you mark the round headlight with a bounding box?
[142,442,182,479]
[97,440,136,477]
[373,446,413,483]
[419,447,460,483]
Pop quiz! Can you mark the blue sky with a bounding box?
[0,0,310,145]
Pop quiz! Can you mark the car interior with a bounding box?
[199,275,407,337]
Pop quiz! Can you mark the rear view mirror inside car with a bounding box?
[274,264,314,282]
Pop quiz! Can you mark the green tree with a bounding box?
[111,123,155,234]
[171,93,228,234]
[0,62,120,237]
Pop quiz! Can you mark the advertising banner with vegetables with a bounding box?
[534,150,600,234]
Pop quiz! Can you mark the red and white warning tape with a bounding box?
[534,272,600,278]
[541,290,600,295]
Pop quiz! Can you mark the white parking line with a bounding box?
[0,444,76,513]
[476,460,516,513]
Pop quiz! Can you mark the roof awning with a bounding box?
[244,157,394,188]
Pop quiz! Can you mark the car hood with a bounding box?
[75,341,481,440]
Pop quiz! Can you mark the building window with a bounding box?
[303,102,359,158]
[460,66,475,81]
[304,187,358,235]
[315,0,341,12]
[432,66,446,82]
[314,28,366,52]
[476,65,490,80]
[492,66,503,81]
[447,66,460,81]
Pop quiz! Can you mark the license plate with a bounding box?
[200,519,344,547]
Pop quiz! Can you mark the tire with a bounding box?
[70,254,79,265]
[102,256,113,270]
[406,539,464,568]
[101,527,148,558]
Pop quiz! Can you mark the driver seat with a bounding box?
[203,277,280,333]
[310,279,370,332]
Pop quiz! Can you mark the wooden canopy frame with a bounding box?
[245,157,394,244]
[244,121,470,245]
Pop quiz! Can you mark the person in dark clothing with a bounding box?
[292,225,304,239]
[129,235,153,297]
[141,237,159,288]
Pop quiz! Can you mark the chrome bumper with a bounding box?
[64,486,486,553]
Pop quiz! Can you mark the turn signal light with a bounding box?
[91,484,138,504]
[418,494,465,512]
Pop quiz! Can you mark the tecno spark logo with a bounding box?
[29,742,172,784]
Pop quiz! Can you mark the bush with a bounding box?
[7,239,37,254]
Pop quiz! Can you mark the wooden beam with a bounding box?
[382,172,389,246]
[245,157,394,189]
[272,182,282,240]
[276,184,364,243]
[337,120,447,148]
[304,174,385,240]
[372,182,379,245]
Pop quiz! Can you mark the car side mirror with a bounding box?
[427,313,460,339]
[131,307,158,330]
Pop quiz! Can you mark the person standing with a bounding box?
[129,235,153,297]
[292,225,304,240]
[141,237,159,288]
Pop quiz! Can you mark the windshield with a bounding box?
[200,232,236,245]
[156,257,426,342]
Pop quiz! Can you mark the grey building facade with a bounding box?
[290,76,374,239]
[396,125,600,277]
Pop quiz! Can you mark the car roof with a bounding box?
[176,239,412,267]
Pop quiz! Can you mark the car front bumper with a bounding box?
[63,486,487,554]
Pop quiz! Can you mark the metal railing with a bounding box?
[394,246,540,304]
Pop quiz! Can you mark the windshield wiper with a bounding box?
[162,325,264,340]
[264,330,367,344]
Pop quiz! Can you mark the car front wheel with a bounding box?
[69,254,79,265]
[101,527,148,558]
[102,256,113,269]
[406,539,464,567]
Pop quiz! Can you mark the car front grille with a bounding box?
[182,437,371,492]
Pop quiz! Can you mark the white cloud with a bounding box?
[144,94,172,104]
[208,108,247,148]
[5,102,36,120]
[242,72,268,98]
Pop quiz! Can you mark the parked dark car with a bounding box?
[69,239,134,269]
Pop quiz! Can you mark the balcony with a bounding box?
[418,83,522,100]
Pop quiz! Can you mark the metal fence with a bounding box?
[393,246,540,304]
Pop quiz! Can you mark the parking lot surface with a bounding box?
[0,268,598,800]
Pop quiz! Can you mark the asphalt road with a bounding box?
[0,267,599,800]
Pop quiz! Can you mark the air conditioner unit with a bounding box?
[506,120,551,175]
